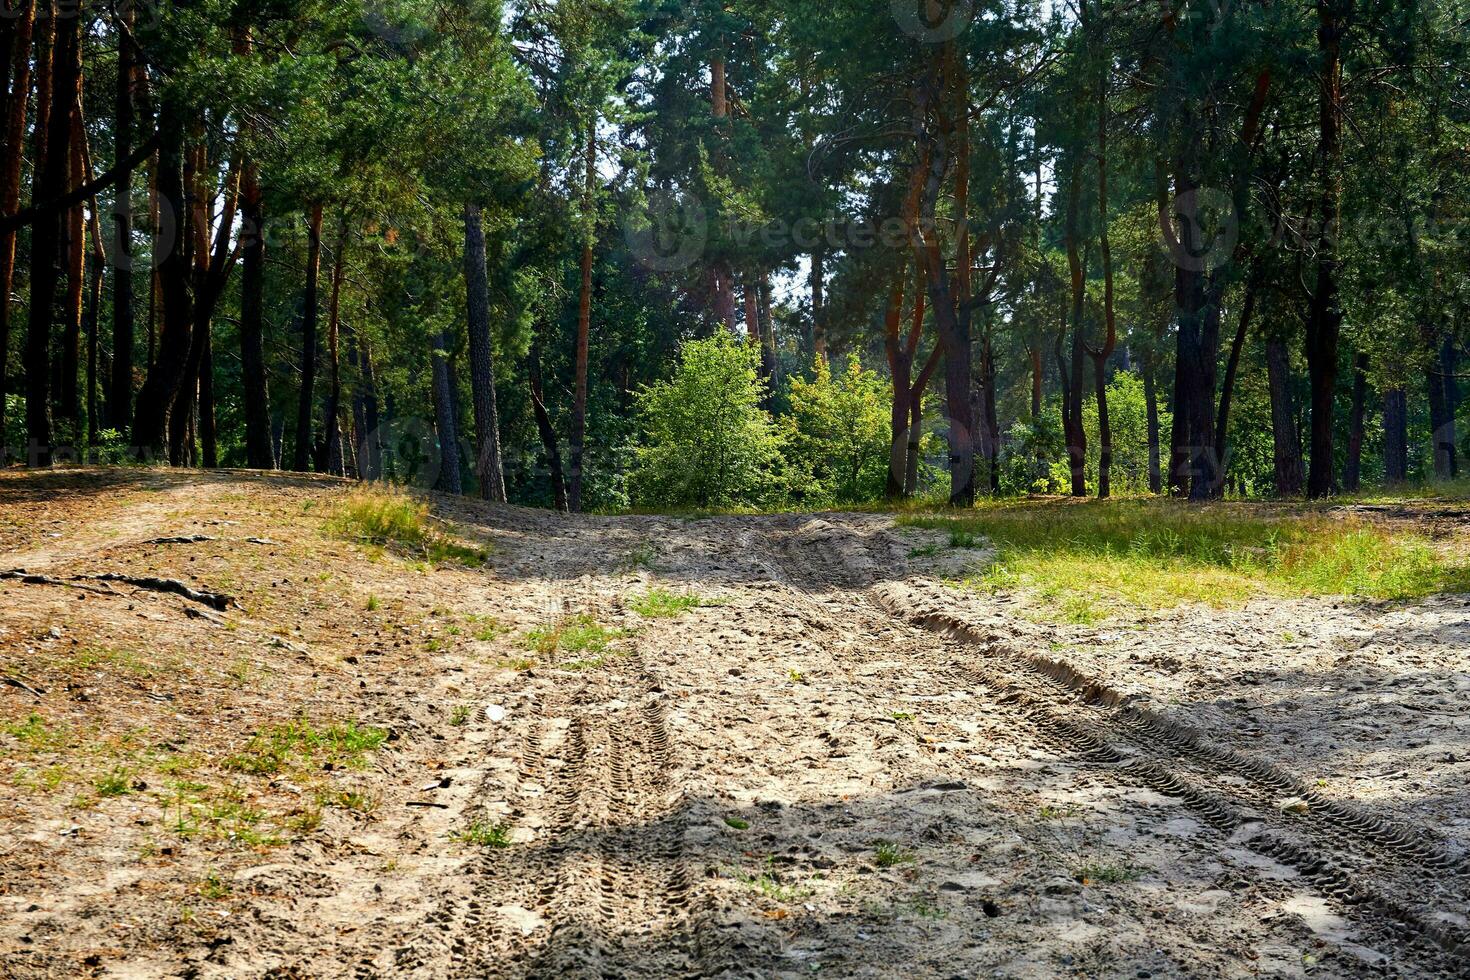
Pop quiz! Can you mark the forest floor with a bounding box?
[1,468,1469,979]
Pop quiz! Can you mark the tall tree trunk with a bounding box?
[321,219,347,476]
[758,274,778,405]
[109,0,136,433]
[1091,91,1118,499]
[238,167,273,468]
[1442,338,1459,478]
[1266,338,1304,496]
[1343,351,1368,491]
[1212,277,1259,495]
[199,320,216,467]
[131,98,194,460]
[528,335,567,512]
[430,329,462,495]
[80,141,106,445]
[359,336,382,480]
[23,5,72,465]
[1382,388,1407,483]
[1305,0,1347,498]
[463,203,507,501]
[1062,159,1088,497]
[568,123,596,510]
[809,242,826,361]
[57,78,85,433]
[0,0,35,453]
[883,269,911,500]
[292,203,323,470]
[1428,336,1457,480]
[1144,356,1162,493]
[981,337,1000,495]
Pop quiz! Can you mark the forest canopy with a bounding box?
[1,0,1466,510]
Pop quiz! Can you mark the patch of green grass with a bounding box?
[736,860,816,903]
[222,718,387,776]
[948,528,981,549]
[453,819,511,848]
[3,713,66,751]
[324,788,378,815]
[521,615,621,656]
[900,499,1470,622]
[1074,861,1144,885]
[449,705,472,727]
[890,711,915,723]
[366,594,381,612]
[907,543,941,558]
[723,816,750,830]
[94,767,133,797]
[559,657,606,671]
[872,840,915,868]
[629,588,710,618]
[329,488,488,568]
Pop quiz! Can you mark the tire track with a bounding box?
[758,520,1470,974]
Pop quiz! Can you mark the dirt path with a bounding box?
[2,470,1468,978]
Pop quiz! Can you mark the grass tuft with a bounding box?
[453,819,512,848]
[521,614,621,656]
[629,587,710,618]
[329,488,488,567]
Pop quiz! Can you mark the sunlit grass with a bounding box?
[328,487,488,567]
[629,587,712,618]
[901,499,1470,622]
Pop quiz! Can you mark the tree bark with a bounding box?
[1442,338,1459,478]
[238,168,273,468]
[1428,337,1457,480]
[462,202,508,501]
[1062,158,1088,498]
[109,0,136,433]
[358,335,382,480]
[528,334,567,512]
[1212,277,1259,495]
[23,5,73,465]
[1144,356,1162,493]
[883,268,911,500]
[568,122,596,510]
[1343,351,1368,491]
[58,105,85,432]
[0,0,35,452]
[320,219,347,475]
[131,98,195,460]
[430,329,462,495]
[292,203,323,470]
[1382,388,1407,483]
[1266,338,1304,496]
[1304,0,1347,498]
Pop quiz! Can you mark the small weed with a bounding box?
[454,819,511,848]
[325,788,379,814]
[559,657,605,671]
[223,718,387,776]
[366,595,381,612]
[737,860,815,903]
[723,816,750,830]
[285,807,323,835]
[625,542,657,570]
[496,657,536,672]
[329,488,488,568]
[872,840,915,868]
[1037,804,1079,821]
[4,713,64,750]
[197,872,231,900]
[449,705,472,727]
[908,543,941,558]
[787,669,805,684]
[890,711,915,722]
[630,588,709,618]
[94,767,133,797]
[1074,861,1144,885]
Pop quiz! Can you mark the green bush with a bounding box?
[628,333,785,509]
[783,354,891,505]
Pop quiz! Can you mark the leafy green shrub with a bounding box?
[783,354,891,505]
[628,333,785,509]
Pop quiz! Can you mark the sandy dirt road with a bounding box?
[1,470,1467,978]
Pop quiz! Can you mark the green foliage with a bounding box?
[520,615,619,656]
[783,355,892,505]
[628,334,785,510]
[454,819,512,848]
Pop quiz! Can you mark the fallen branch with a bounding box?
[143,535,218,545]
[2,676,47,697]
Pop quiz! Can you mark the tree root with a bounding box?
[2,569,236,611]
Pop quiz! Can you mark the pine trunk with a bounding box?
[239,169,273,468]
[430,330,462,495]
[1383,388,1408,483]
[1343,352,1368,491]
[1266,338,1304,496]
[292,204,323,470]
[0,0,35,451]
[109,1,136,432]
